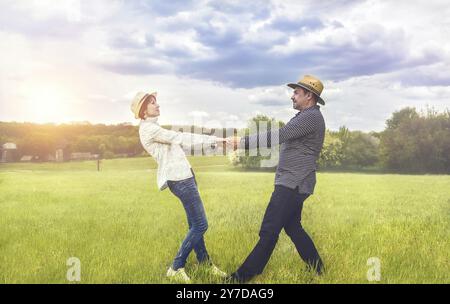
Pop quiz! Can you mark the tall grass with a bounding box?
[0,157,449,283]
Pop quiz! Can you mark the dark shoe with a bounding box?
[224,272,252,284]
[307,261,324,276]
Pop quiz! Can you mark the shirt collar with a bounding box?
[142,116,159,123]
[296,105,320,116]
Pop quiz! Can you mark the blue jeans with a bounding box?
[167,176,210,270]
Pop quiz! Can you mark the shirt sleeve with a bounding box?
[239,112,318,149]
[143,124,218,148]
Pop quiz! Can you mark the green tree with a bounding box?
[343,131,379,168]
[318,131,343,168]
[318,126,380,169]
[230,115,285,169]
[16,133,56,160]
[379,107,450,173]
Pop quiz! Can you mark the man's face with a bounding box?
[291,88,312,110]
[145,95,160,117]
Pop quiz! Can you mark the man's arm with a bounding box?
[236,112,318,150]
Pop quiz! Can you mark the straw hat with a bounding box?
[130,91,157,119]
[287,75,325,105]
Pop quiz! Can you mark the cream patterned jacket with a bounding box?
[139,117,218,190]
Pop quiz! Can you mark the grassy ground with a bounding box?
[0,157,449,284]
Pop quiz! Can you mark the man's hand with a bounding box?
[226,136,241,151]
[214,137,227,150]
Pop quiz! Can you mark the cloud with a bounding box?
[207,0,272,19]
[74,0,446,90]
[1,0,449,132]
[388,62,450,87]
[126,0,197,17]
[269,16,324,33]
[5,1,437,91]
[98,59,172,75]
[249,87,290,106]
[320,74,450,132]
[188,111,210,118]
[0,1,84,39]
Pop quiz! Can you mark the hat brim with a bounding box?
[134,92,158,119]
[287,83,325,105]
[134,94,148,119]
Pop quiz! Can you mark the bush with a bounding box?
[379,107,450,173]
[230,115,285,170]
[103,151,115,159]
[318,131,343,168]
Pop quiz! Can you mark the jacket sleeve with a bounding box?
[143,124,218,148]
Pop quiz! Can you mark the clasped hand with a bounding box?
[216,136,241,150]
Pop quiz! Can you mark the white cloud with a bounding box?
[188,111,210,118]
[321,73,450,131]
[248,87,290,106]
[0,0,449,132]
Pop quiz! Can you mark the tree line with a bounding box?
[0,122,142,160]
[1,107,449,173]
[230,107,450,174]
[0,122,232,161]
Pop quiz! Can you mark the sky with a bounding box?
[0,0,449,131]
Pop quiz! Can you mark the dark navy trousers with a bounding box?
[236,185,323,280]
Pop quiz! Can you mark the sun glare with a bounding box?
[23,85,71,123]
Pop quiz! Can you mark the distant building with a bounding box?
[70,152,99,161]
[55,149,64,162]
[47,154,56,162]
[20,153,58,163]
[114,153,134,158]
[1,143,17,163]
[20,155,34,162]
[55,139,69,162]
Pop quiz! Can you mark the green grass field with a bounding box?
[0,156,449,284]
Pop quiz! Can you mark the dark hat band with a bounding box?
[297,82,321,96]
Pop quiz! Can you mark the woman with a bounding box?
[130,91,227,282]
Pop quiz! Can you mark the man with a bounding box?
[227,75,326,283]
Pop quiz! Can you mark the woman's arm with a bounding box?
[143,124,224,148]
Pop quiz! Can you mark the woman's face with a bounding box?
[145,95,160,117]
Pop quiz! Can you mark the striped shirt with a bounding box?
[240,105,325,194]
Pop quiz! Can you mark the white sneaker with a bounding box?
[209,264,227,278]
[166,267,191,283]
